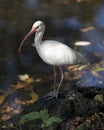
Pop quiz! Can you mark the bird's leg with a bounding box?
[55,67,64,98]
[44,67,64,99]
[53,66,57,92]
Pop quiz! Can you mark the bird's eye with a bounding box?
[36,26,39,29]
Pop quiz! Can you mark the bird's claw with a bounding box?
[43,90,58,100]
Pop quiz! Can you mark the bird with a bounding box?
[19,20,88,99]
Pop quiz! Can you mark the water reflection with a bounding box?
[80,28,104,62]
[52,17,85,46]
[95,4,104,30]
[79,4,104,62]
[19,52,35,67]
[1,0,104,122]
[52,17,85,32]
[75,4,104,87]
[2,58,18,89]
[25,0,40,9]
[0,0,104,106]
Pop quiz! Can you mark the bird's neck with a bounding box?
[34,31,44,47]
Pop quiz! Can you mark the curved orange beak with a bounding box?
[19,27,36,52]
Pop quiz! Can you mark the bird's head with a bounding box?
[32,21,45,32]
[19,20,45,52]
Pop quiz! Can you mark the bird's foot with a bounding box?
[43,90,58,100]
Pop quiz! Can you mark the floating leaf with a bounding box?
[75,41,91,46]
[96,67,104,72]
[18,74,29,81]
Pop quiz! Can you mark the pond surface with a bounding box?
[0,0,104,121]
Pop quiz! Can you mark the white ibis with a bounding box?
[19,20,88,99]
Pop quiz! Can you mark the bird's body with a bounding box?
[19,20,88,99]
[34,40,87,66]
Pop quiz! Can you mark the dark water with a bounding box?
[0,0,104,94]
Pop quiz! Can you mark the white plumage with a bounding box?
[19,20,88,99]
[36,40,87,66]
